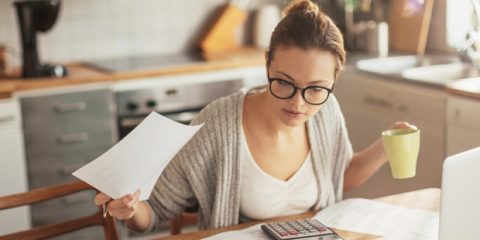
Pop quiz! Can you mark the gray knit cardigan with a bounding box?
[146,88,353,230]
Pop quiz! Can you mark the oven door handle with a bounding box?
[163,111,200,123]
[120,110,201,128]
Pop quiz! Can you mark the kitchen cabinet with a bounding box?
[0,98,30,235]
[335,67,447,198]
[17,83,117,239]
[447,95,480,155]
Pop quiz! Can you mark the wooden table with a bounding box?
[157,188,441,240]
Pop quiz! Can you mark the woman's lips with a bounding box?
[282,109,305,118]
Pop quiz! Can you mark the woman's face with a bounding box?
[267,47,336,127]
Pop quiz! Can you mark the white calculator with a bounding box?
[261,219,343,240]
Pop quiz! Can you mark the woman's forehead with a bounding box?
[269,47,336,82]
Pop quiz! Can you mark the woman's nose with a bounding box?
[289,89,306,106]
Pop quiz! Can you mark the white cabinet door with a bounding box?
[447,96,480,155]
[341,101,397,152]
[336,68,398,152]
[337,68,446,198]
[0,99,30,234]
[447,126,480,155]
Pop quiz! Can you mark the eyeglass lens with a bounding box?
[270,79,330,104]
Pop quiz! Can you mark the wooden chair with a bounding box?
[170,211,199,235]
[0,181,118,240]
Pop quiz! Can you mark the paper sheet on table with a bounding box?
[314,198,439,238]
[380,230,434,240]
[72,112,203,200]
[203,224,270,240]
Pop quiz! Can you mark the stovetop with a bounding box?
[86,52,205,73]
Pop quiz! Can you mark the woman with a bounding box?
[95,0,416,232]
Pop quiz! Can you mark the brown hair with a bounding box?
[267,0,346,79]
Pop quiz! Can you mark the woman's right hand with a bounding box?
[94,190,141,220]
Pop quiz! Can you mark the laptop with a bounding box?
[439,146,480,240]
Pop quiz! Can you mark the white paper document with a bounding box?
[203,224,270,240]
[72,112,203,200]
[380,230,434,240]
[314,198,439,239]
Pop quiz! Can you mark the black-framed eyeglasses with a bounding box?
[267,77,334,105]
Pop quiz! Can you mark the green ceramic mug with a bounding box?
[382,128,420,179]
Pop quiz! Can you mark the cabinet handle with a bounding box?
[377,99,393,109]
[454,109,461,119]
[364,97,393,109]
[54,102,87,113]
[56,132,88,144]
[397,105,409,112]
[364,96,378,105]
[0,115,14,124]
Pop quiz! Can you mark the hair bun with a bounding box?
[283,0,320,16]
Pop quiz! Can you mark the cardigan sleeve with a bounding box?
[328,95,354,201]
[143,98,218,230]
[145,144,198,230]
[145,102,217,231]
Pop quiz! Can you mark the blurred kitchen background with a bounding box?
[0,0,465,66]
[0,0,283,67]
[1,0,479,239]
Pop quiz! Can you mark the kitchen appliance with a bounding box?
[366,21,389,57]
[114,67,265,138]
[88,52,205,73]
[14,0,68,78]
[253,4,281,49]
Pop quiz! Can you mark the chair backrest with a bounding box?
[0,181,118,240]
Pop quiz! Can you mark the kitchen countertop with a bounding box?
[446,77,480,100]
[346,52,451,89]
[346,65,446,89]
[0,47,265,99]
[347,52,480,100]
[2,49,479,101]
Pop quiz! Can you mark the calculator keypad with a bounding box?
[261,219,342,240]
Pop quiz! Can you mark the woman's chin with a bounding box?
[279,115,307,127]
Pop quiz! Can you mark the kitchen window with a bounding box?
[446,0,475,49]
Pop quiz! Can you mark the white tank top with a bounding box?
[239,127,318,220]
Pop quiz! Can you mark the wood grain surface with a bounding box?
[0,48,265,99]
[388,0,434,55]
[157,188,441,240]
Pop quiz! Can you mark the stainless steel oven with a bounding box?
[114,69,264,139]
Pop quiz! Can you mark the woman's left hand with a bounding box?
[388,121,418,131]
[343,121,418,192]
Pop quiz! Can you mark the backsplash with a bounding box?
[0,0,281,67]
[0,0,449,68]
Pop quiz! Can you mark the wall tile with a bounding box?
[0,0,284,67]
